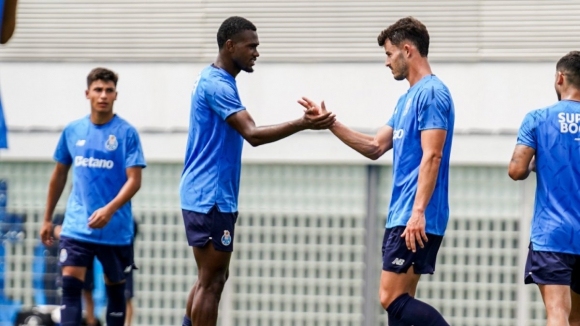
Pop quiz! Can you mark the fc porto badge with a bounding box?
[105,134,118,151]
[221,230,232,246]
[59,249,68,263]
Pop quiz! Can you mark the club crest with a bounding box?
[59,249,68,263]
[105,134,118,151]
[221,230,232,246]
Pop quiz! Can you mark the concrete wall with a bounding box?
[0,61,558,164]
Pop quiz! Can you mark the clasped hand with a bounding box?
[298,97,336,130]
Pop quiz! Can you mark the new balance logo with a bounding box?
[392,258,405,266]
[76,140,86,146]
[109,312,123,317]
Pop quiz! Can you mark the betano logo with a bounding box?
[75,156,114,169]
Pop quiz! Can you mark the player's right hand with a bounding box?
[39,221,54,246]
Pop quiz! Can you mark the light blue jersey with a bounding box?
[54,115,146,245]
[180,65,246,213]
[517,100,580,255]
[386,75,455,235]
[0,0,7,149]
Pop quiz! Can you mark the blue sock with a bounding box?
[60,276,83,326]
[182,315,192,326]
[386,293,449,326]
[105,283,127,326]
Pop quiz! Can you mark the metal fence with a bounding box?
[0,161,544,326]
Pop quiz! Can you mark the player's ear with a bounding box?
[85,89,89,99]
[403,43,412,58]
[556,71,565,86]
[225,39,235,53]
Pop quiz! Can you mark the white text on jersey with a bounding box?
[75,156,114,169]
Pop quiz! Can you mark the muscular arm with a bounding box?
[297,98,393,160]
[328,122,393,160]
[402,129,447,252]
[88,166,142,228]
[1,0,17,44]
[508,145,536,180]
[40,162,70,245]
[226,109,335,147]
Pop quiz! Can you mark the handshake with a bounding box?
[297,96,336,131]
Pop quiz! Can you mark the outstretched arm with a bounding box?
[1,0,17,44]
[298,97,393,160]
[88,166,142,228]
[508,145,536,180]
[40,162,70,245]
[226,109,335,147]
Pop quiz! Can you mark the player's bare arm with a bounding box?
[225,108,336,147]
[298,97,394,160]
[402,129,446,252]
[88,166,142,229]
[40,162,70,246]
[508,145,536,180]
[1,0,17,44]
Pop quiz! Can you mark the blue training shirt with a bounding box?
[517,100,580,255]
[54,115,146,245]
[386,75,455,236]
[180,65,246,213]
[0,0,7,149]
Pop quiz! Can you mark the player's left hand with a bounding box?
[88,207,114,229]
[401,210,429,252]
[297,97,336,129]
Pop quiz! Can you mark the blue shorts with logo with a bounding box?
[381,226,444,274]
[58,236,134,284]
[182,207,238,252]
[525,243,580,293]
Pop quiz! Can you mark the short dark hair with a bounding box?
[87,67,118,88]
[217,16,257,49]
[377,17,430,57]
[557,51,580,89]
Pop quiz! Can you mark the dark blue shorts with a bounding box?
[58,236,134,284]
[525,243,580,293]
[381,226,444,274]
[182,207,238,252]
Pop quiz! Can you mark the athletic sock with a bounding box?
[386,293,449,326]
[105,283,127,326]
[182,315,192,326]
[60,276,84,326]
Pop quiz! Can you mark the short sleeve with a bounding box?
[386,114,395,128]
[516,111,537,150]
[53,130,72,165]
[417,86,451,131]
[206,78,246,120]
[125,128,147,168]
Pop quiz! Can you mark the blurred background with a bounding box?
[1,0,578,325]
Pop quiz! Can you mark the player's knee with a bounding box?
[379,289,397,310]
[199,276,227,296]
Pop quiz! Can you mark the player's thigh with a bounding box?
[193,243,232,286]
[538,284,571,315]
[379,267,421,308]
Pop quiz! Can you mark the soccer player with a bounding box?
[179,16,336,326]
[299,17,454,326]
[39,67,146,326]
[0,0,18,149]
[509,51,580,326]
